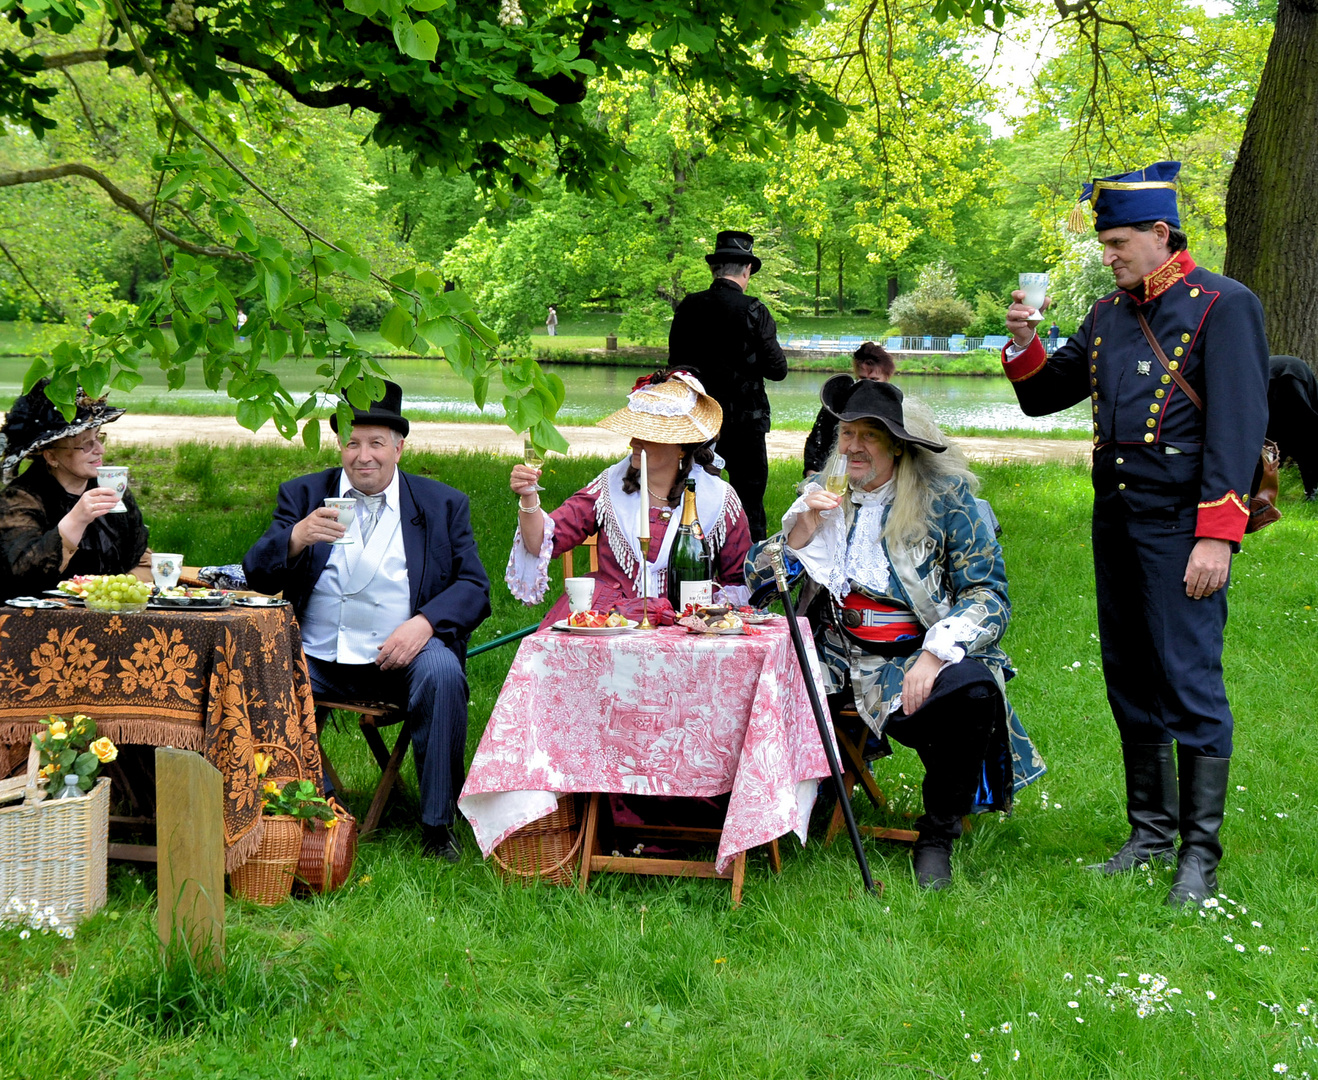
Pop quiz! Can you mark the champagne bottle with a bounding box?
[667,478,712,610]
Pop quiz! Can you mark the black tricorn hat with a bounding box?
[704,230,762,275]
[820,374,946,453]
[329,379,410,437]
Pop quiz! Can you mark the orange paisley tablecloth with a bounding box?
[0,603,320,871]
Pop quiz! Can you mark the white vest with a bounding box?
[300,472,412,665]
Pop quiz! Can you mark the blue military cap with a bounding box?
[1067,161,1181,233]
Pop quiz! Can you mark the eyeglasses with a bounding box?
[55,433,108,455]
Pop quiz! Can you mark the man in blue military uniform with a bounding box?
[1000,162,1269,906]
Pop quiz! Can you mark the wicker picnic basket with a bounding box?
[228,815,303,905]
[295,796,357,894]
[0,773,111,923]
[490,794,583,887]
[228,741,311,906]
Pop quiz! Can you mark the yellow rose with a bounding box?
[47,720,68,740]
[262,780,278,795]
[252,751,274,777]
[40,763,55,778]
[324,816,339,829]
[89,737,117,764]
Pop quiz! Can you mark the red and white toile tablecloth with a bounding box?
[459,620,835,873]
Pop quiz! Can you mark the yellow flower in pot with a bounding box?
[31,715,116,795]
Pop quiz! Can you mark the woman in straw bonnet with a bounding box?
[506,370,751,624]
[0,379,148,598]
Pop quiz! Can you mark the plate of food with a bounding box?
[679,611,746,635]
[52,575,99,600]
[43,589,83,604]
[231,596,290,608]
[7,596,65,609]
[555,610,638,635]
[731,605,779,624]
[149,586,232,609]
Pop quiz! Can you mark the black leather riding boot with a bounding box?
[1089,743,1178,873]
[1166,747,1230,906]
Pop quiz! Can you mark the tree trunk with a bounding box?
[887,275,899,308]
[837,251,844,314]
[1224,0,1318,371]
[815,240,822,317]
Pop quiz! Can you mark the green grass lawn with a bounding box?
[3,450,1317,1079]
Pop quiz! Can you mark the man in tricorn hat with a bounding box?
[244,380,491,862]
[1001,161,1269,905]
[668,230,788,541]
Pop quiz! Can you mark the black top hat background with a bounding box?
[329,379,410,437]
[704,230,762,275]
[820,374,946,453]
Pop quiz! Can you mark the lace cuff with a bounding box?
[783,486,849,604]
[505,512,556,604]
[922,614,984,665]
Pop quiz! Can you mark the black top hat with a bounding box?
[329,379,410,437]
[704,230,762,275]
[820,374,945,453]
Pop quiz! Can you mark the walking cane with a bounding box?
[763,542,878,895]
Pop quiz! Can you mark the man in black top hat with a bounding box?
[244,380,491,862]
[668,230,788,541]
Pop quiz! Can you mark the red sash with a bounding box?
[840,593,922,642]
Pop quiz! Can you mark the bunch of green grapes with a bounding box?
[83,574,152,611]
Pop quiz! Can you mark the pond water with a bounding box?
[0,358,1089,433]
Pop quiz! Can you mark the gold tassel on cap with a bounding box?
[1067,197,1092,234]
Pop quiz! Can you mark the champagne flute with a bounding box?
[523,438,545,492]
[824,455,849,496]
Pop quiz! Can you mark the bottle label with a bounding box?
[680,579,713,609]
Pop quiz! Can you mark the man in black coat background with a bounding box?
[668,231,788,541]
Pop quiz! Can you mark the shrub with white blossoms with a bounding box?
[2,897,75,940]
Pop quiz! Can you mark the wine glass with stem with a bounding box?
[523,438,545,492]
[824,454,849,496]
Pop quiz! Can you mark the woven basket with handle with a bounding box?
[295,795,357,894]
[491,794,583,887]
[0,743,110,923]
[228,741,313,906]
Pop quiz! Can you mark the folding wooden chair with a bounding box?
[825,704,919,847]
[560,533,598,579]
[315,699,415,839]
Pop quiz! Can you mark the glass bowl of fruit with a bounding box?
[82,573,152,614]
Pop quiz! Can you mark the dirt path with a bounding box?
[108,414,1092,466]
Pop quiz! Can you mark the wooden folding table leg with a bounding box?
[578,793,601,894]
[824,769,857,847]
[730,851,746,907]
[767,837,782,875]
[359,720,394,772]
[319,746,346,800]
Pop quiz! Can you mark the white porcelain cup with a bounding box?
[323,497,357,545]
[151,553,183,590]
[565,577,596,613]
[95,466,129,513]
[1019,272,1049,324]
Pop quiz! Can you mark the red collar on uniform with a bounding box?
[1139,250,1197,301]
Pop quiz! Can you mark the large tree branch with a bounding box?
[0,239,64,319]
[0,164,250,262]
[41,47,114,69]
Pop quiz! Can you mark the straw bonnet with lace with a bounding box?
[595,371,723,444]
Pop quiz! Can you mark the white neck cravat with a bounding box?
[348,488,386,544]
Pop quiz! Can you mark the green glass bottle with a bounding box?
[667,478,712,610]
